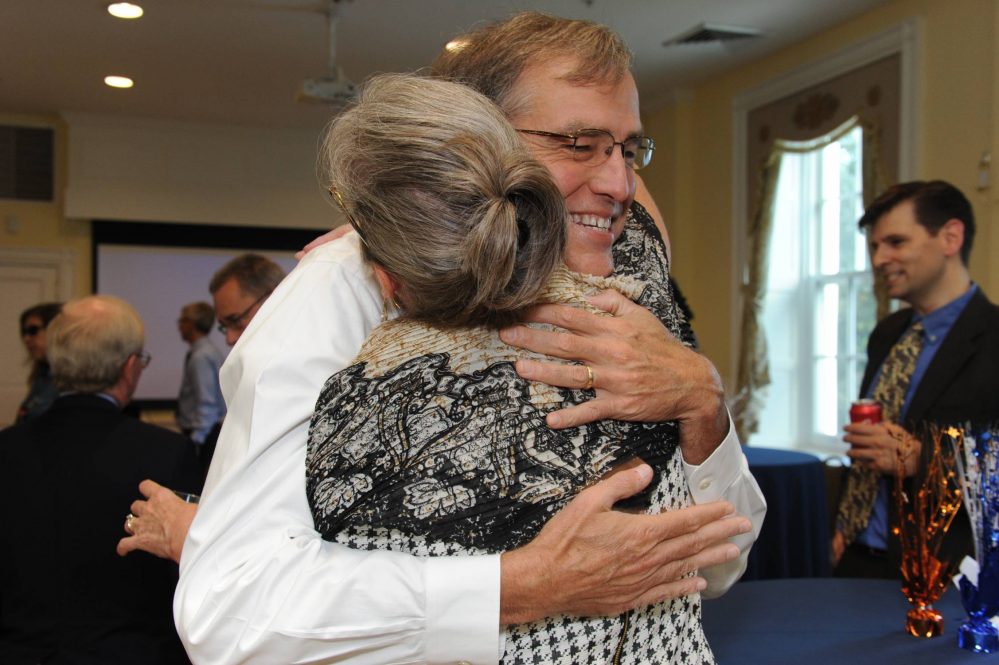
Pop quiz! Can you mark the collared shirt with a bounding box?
[176,336,226,444]
[856,284,978,549]
[57,391,119,407]
[95,392,120,408]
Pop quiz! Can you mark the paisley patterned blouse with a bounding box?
[306,203,713,664]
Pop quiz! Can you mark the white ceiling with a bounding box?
[2,0,892,130]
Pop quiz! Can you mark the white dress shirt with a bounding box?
[176,232,764,664]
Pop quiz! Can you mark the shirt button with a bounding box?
[698,478,713,491]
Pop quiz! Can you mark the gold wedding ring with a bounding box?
[582,365,594,391]
[125,513,136,534]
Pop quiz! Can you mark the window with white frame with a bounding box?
[750,125,877,451]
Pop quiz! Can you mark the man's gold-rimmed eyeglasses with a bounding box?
[516,128,655,170]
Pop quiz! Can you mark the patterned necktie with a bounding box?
[836,321,925,544]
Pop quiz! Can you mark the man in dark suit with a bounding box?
[0,295,201,664]
[832,180,999,577]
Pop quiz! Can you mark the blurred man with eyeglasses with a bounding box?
[208,253,285,346]
[0,295,200,664]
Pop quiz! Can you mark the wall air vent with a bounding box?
[663,22,763,47]
[0,125,54,201]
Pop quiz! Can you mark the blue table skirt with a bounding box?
[703,578,981,664]
[743,447,831,580]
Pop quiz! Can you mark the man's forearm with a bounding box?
[674,353,728,465]
[500,547,550,625]
[180,521,501,664]
[678,398,728,465]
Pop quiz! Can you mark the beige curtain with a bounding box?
[734,116,888,441]
[732,149,782,441]
[861,121,893,320]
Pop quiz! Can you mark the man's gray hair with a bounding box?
[180,301,216,334]
[209,254,285,299]
[47,295,144,393]
[431,11,633,118]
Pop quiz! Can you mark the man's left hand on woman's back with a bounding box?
[499,289,728,464]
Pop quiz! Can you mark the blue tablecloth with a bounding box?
[743,447,831,580]
[703,578,981,664]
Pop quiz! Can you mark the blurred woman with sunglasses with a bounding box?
[16,302,63,423]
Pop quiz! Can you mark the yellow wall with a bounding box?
[642,0,997,387]
[0,113,91,296]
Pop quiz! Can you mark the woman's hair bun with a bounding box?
[320,73,566,328]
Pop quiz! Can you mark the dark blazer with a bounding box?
[860,287,999,566]
[0,394,202,665]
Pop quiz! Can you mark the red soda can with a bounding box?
[850,399,882,424]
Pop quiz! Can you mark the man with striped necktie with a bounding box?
[833,180,999,577]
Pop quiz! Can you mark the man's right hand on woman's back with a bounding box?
[498,462,750,624]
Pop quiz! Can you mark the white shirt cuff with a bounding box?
[682,415,744,503]
[425,554,502,665]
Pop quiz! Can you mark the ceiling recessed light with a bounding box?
[104,75,134,89]
[444,39,468,53]
[107,3,144,19]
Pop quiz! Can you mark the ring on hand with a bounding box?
[125,513,136,534]
[582,365,594,391]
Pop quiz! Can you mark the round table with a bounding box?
[703,578,980,664]
[743,447,831,580]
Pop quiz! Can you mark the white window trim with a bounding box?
[752,128,869,452]
[730,18,922,395]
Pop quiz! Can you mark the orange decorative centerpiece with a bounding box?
[892,426,963,637]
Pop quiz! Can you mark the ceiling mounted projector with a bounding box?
[299,73,356,105]
[297,0,357,106]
